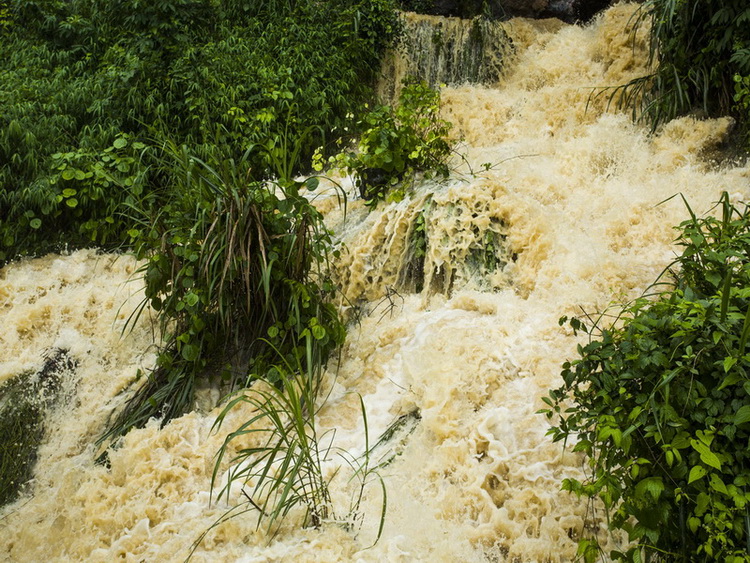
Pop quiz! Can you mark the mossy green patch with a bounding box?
[0,349,74,506]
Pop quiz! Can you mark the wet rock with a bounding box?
[537,0,614,23]
[402,0,615,23]
[357,167,396,201]
[0,349,75,506]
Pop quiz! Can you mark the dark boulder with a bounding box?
[539,0,614,23]
[356,167,397,201]
[401,0,614,23]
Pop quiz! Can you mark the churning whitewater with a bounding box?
[2,4,750,561]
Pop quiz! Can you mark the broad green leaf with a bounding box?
[734,405,750,425]
[723,356,738,373]
[304,177,319,191]
[181,344,199,362]
[691,439,722,470]
[635,476,664,500]
[688,465,707,483]
[709,473,728,495]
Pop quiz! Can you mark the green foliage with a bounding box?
[0,0,11,30]
[1,133,149,261]
[614,0,750,134]
[326,79,454,205]
[198,345,386,546]
[0,0,401,262]
[405,209,428,292]
[543,193,750,561]
[100,144,345,442]
[734,74,750,147]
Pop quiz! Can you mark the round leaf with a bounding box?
[181,344,199,362]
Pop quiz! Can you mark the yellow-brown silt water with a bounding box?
[2,4,750,561]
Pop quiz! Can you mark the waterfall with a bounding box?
[2,3,750,561]
[377,12,511,101]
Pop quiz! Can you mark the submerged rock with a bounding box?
[0,349,75,506]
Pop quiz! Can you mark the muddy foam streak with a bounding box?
[2,4,750,561]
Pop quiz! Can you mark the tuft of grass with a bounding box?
[601,0,750,133]
[185,336,386,556]
[99,141,345,446]
[209,338,334,535]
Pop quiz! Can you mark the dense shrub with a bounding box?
[324,79,454,205]
[100,143,345,442]
[617,0,750,137]
[544,194,750,562]
[0,0,400,262]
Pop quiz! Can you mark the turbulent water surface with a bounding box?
[2,4,750,561]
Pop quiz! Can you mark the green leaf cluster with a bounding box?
[100,144,345,442]
[615,0,750,139]
[328,78,454,205]
[0,0,401,261]
[1,134,149,261]
[543,194,750,561]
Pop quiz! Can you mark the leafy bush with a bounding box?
[1,133,150,261]
[543,194,750,562]
[0,0,401,262]
[614,0,750,134]
[100,144,345,443]
[325,79,454,205]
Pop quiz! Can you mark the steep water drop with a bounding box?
[378,12,511,101]
[2,4,750,562]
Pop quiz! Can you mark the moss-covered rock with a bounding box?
[0,349,75,506]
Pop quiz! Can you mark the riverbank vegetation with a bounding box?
[616,0,750,145]
[0,0,400,264]
[545,196,750,562]
[546,3,750,559]
[0,0,401,438]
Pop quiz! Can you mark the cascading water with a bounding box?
[377,12,511,101]
[2,4,750,561]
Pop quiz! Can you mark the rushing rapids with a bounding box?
[2,4,750,561]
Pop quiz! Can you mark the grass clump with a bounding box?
[543,193,750,562]
[186,341,386,552]
[0,349,75,506]
[100,143,345,444]
[611,0,750,139]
